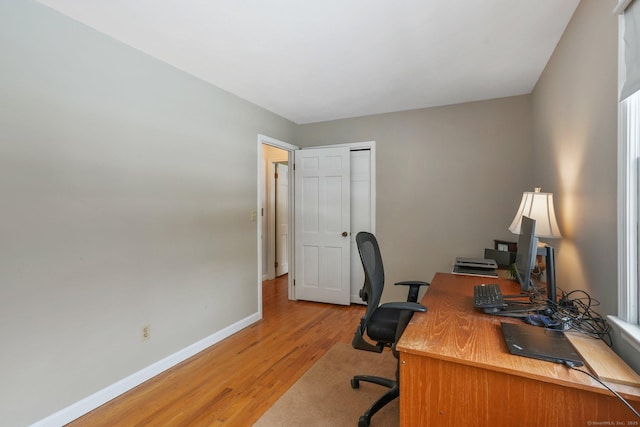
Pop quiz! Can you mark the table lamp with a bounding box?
[508,187,562,239]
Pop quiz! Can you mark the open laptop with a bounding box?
[500,322,584,366]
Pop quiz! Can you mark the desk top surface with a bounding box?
[396,272,640,400]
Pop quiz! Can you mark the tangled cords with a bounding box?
[528,288,612,346]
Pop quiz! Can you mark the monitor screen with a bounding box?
[515,216,538,292]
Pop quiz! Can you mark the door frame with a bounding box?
[257,135,298,318]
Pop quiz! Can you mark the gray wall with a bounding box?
[0,2,294,425]
[532,0,639,372]
[296,96,533,303]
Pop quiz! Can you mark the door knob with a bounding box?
[342,231,348,237]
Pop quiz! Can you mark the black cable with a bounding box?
[555,289,612,346]
[564,361,640,419]
[526,286,612,345]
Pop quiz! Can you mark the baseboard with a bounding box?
[32,312,261,427]
[350,293,365,305]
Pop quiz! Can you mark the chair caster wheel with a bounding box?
[358,415,370,427]
[351,378,360,389]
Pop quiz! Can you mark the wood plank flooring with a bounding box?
[68,275,364,426]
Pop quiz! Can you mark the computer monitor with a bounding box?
[515,216,537,292]
[514,215,558,307]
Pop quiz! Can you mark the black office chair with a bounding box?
[351,231,429,427]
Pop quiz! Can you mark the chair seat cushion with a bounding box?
[366,307,403,344]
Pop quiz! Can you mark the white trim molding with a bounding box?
[617,95,639,325]
[614,10,640,372]
[614,0,633,15]
[608,315,640,353]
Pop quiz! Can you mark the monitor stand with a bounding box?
[503,293,530,299]
[538,245,557,309]
[484,301,542,317]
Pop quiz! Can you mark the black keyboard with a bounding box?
[474,284,505,310]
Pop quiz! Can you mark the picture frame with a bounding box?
[494,239,517,253]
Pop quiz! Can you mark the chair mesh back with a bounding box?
[356,232,385,316]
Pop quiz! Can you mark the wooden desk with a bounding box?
[397,272,640,427]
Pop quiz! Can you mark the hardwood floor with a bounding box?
[68,275,364,426]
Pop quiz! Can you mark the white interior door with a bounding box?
[294,147,351,305]
[349,149,372,303]
[275,163,289,276]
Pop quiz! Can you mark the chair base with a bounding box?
[351,375,399,427]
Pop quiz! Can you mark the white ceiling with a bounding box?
[37,0,580,124]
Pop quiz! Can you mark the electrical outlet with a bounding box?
[142,324,151,341]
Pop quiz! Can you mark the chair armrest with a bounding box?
[395,280,430,287]
[394,280,430,303]
[379,301,427,313]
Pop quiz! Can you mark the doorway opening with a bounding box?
[262,146,289,280]
[258,135,298,318]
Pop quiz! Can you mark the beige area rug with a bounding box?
[253,342,399,427]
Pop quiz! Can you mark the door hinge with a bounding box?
[274,172,278,179]
[274,261,278,268]
[293,279,296,286]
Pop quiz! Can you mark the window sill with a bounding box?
[607,315,640,353]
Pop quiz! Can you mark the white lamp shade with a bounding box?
[509,189,562,238]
